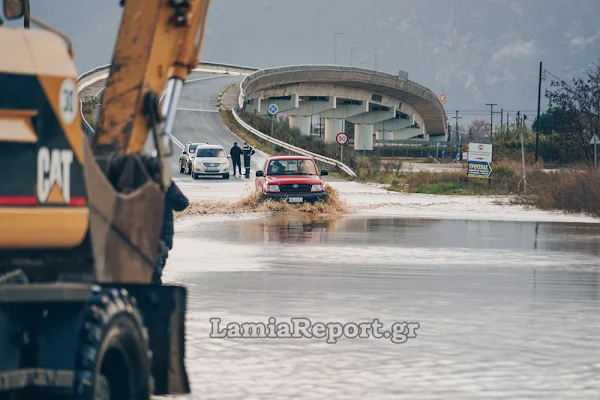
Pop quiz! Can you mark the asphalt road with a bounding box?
[165,73,268,181]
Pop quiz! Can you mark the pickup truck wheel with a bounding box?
[73,288,152,400]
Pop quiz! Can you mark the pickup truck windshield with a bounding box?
[267,159,318,175]
[196,148,225,158]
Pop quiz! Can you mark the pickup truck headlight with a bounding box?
[267,185,280,192]
[311,184,324,192]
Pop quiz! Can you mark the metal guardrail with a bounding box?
[193,61,259,73]
[231,108,357,178]
[371,139,465,146]
[77,61,258,87]
[237,64,442,110]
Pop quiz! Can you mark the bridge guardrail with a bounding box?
[237,64,441,109]
[230,108,357,178]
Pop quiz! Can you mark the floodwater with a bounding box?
[162,215,600,400]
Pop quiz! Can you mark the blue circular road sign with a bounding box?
[268,104,278,115]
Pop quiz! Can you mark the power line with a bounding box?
[543,68,576,90]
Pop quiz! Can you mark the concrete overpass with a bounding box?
[238,65,448,150]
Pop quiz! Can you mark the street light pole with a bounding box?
[350,47,361,66]
[333,32,345,65]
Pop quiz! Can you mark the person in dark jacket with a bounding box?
[229,142,243,176]
[152,180,190,284]
[241,141,255,178]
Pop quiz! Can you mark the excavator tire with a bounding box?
[73,288,152,400]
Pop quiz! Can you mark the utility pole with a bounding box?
[516,111,521,128]
[333,33,345,65]
[486,103,497,140]
[374,52,378,71]
[453,110,462,145]
[507,112,510,132]
[535,61,543,163]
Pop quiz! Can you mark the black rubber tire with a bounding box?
[222,173,229,179]
[192,173,198,180]
[73,288,152,400]
[179,163,184,174]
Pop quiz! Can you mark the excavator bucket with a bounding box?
[83,139,164,283]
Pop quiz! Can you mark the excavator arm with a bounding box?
[92,0,211,189]
[0,1,211,397]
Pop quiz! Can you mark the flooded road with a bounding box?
[152,72,600,399]
[163,215,600,400]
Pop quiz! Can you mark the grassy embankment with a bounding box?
[219,86,600,218]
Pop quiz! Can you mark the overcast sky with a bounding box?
[22,0,600,125]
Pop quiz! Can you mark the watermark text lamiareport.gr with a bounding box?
[209,318,419,344]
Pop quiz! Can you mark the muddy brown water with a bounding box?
[161,215,600,400]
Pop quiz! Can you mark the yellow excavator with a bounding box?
[0,0,210,398]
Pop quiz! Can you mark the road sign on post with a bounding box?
[336,132,348,145]
[336,132,348,162]
[591,133,599,168]
[467,142,493,179]
[268,104,278,137]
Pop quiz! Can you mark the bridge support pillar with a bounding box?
[375,130,393,141]
[289,115,311,136]
[324,118,344,143]
[354,124,374,151]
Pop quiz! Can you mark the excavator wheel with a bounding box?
[73,288,153,400]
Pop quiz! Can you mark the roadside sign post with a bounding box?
[466,142,493,182]
[591,133,599,169]
[268,104,278,137]
[336,132,348,162]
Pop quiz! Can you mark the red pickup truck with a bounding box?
[255,156,328,203]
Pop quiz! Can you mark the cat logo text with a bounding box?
[37,147,73,205]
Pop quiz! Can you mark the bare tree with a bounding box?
[545,61,600,161]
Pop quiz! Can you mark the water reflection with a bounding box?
[167,215,600,400]
[186,215,600,256]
